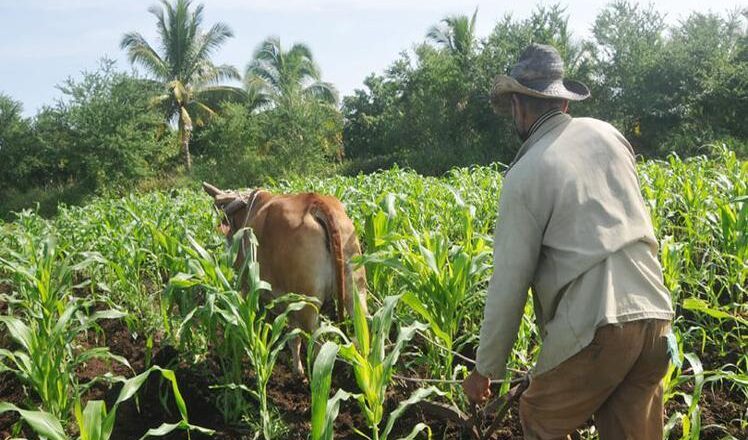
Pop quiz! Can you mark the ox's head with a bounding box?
[202,182,256,240]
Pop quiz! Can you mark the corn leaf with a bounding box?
[311,341,340,440]
[381,386,443,440]
[0,402,67,440]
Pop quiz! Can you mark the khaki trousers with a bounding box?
[519,319,671,440]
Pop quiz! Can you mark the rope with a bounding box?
[414,329,526,375]
[392,373,526,385]
[416,329,477,365]
[238,190,261,257]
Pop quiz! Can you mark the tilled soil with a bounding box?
[0,318,743,440]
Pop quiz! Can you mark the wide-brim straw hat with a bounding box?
[490,43,590,113]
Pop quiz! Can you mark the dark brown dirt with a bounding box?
[665,382,747,440]
[0,372,30,439]
[0,316,745,440]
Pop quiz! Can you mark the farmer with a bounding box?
[462,43,675,439]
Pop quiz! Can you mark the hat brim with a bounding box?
[490,75,590,114]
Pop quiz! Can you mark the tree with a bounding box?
[1,61,175,217]
[343,5,595,174]
[589,1,668,151]
[0,94,45,190]
[245,36,338,109]
[662,9,748,148]
[121,0,240,171]
[427,8,478,61]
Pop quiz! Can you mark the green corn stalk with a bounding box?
[0,234,130,421]
[1,147,746,437]
[214,282,313,438]
[162,229,249,422]
[364,204,491,379]
[165,228,315,438]
[334,293,442,440]
[310,341,355,440]
[663,328,747,440]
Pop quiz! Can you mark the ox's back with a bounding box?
[248,193,365,319]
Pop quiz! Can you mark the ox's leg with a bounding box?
[291,303,319,378]
[290,335,305,378]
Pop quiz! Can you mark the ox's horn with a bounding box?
[202,182,223,198]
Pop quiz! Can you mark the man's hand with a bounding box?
[463,369,491,404]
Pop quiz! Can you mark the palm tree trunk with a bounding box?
[179,115,193,171]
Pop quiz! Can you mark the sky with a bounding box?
[0,0,743,116]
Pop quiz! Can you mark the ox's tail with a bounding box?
[311,199,347,321]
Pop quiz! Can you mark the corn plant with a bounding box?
[364,200,492,379]
[662,326,748,440]
[316,292,441,440]
[213,271,313,437]
[164,228,313,438]
[0,234,129,421]
[1,147,746,438]
[0,366,211,440]
[309,341,354,440]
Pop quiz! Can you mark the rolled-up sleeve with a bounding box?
[476,183,543,378]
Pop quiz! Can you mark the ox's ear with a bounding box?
[202,182,223,198]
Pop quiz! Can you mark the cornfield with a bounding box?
[0,146,746,439]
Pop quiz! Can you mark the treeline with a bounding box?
[343,2,747,173]
[0,0,746,217]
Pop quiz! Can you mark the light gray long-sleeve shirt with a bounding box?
[475,113,674,379]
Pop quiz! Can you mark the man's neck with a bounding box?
[525,108,564,141]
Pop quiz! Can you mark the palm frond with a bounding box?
[244,85,273,112]
[148,93,178,121]
[244,77,277,111]
[427,24,452,50]
[120,32,169,79]
[186,100,216,127]
[195,85,246,108]
[244,35,335,108]
[149,2,169,50]
[427,9,478,56]
[304,81,339,106]
[186,22,235,81]
[245,59,281,93]
[194,62,240,86]
[252,36,283,66]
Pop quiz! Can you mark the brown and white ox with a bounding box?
[202,182,368,376]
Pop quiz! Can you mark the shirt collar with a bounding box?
[508,112,571,170]
[527,109,563,139]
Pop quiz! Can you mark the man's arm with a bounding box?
[475,183,543,379]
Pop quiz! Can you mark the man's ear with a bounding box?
[510,94,521,118]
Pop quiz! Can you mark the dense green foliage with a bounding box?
[343,3,748,174]
[0,61,175,216]
[1,149,745,437]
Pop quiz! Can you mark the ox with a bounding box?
[202,182,368,376]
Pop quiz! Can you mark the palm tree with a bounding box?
[427,8,479,59]
[244,36,338,110]
[121,0,240,171]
